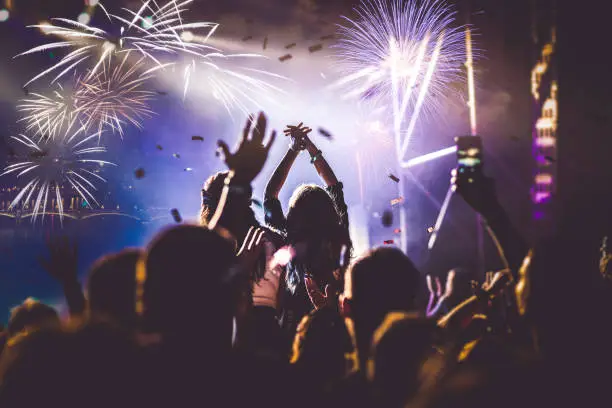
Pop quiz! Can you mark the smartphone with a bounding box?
[455,135,483,174]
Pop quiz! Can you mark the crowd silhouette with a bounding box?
[0,111,610,408]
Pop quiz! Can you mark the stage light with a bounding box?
[0,9,9,22]
[400,146,456,168]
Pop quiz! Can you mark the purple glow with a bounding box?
[533,191,551,204]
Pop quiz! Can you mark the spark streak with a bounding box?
[427,184,452,249]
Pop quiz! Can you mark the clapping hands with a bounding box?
[284,122,312,151]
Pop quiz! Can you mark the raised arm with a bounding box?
[453,171,528,280]
[264,123,312,200]
[209,112,276,243]
[303,135,339,187]
[264,148,300,200]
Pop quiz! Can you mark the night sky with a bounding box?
[0,0,609,320]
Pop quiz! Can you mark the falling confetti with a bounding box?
[391,197,404,206]
[173,153,180,159]
[279,54,293,62]
[394,228,401,234]
[308,44,323,53]
[156,144,163,150]
[184,167,193,172]
[191,135,204,141]
[263,36,268,50]
[388,173,400,183]
[242,35,253,41]
[320,34,335,40]
[318,128,333,139]
[285,42,297,49]
[381,210,393,227]
[427,226,434,233]
[170,208,182,223]
[134,167,145,179]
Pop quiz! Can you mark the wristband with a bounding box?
[310,150,323,164]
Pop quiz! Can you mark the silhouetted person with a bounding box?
[87,248,143,329]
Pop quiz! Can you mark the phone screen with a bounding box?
[455,136,483,173]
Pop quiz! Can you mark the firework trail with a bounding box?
[0,130,115,222]
[333,0,465,160]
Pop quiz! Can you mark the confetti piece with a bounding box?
[308,44,323,53]
[382,210,393,227]
[184,167,193,172]
[320,34,335,40]
[156,145,163,150]
[134,168,145,179]
[173,153,180,159]
[263,36,268,50]
[384,240,394,245]
[427,227,434,233]
[388,174,400,183]
[285,42,297,49]
[251,198,262,207]
[279,54,293,62]
[191,135,204,141]
[242,35,253,41]
[394,228,401,234]
[391,197,404,206]
[318,128,333,139]
[170,208,182,223]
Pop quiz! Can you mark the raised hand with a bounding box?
[451,168,500,218]
[304,274,335,310]
[237,227,285,309]
[217,112,276,184]
[39,236,78,285]
[426,271,455,318]
[283,122,312,151]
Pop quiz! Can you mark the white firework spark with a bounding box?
[0,130,115,223]
[332,0,467,160]
[16,0,221,87]
[17,81,81,140]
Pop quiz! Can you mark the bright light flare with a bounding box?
[401,145,456,168]
[1,131,115,222]
[465,26,477,135]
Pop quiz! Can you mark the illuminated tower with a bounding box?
[530,0,556,231]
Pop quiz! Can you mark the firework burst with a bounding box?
[17,81,81,140]
[332,0,467,160]
[0,130,115,222]
[77,53,157,137]
[16,0,221,87]
[17,53,158,139]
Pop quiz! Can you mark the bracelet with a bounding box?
[310,150,323,164]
